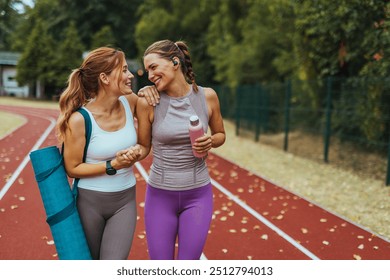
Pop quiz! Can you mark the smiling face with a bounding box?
[143,53,176,92]
[107,59,135,96]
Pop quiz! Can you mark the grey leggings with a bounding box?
[77,186,137,260]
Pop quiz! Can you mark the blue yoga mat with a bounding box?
[30,145,91,260]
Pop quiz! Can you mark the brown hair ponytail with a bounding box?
[56,47,125,142]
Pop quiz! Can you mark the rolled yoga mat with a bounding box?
[30,145,91,260]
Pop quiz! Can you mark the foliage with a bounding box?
[16,17,55,87]
[135,0,218,85]
[293,0,388,79]
[53,21,85,90]
[90,25,117,50]
[0,0,23,50]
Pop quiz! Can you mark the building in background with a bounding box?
[0,51,29,98]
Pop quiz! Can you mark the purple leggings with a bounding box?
[144,183,213,260]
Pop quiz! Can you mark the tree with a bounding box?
[293,0,389,78]
[135,0,218,85]
[53,0,143,56]
[90,25,116,50]
[0,0,24,50]
[53,21,85,90]
[16,17,56,97]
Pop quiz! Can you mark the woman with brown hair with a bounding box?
[57,46,155,259]
[136,40,226,260]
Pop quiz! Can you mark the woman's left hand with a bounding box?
[193,134,213,154]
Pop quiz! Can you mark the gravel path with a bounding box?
[213,120,390,241]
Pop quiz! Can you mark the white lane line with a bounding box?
[0,116,57,200]
[210,178,320,260]
[134,162,208,260]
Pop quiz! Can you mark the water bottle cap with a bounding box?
[190,115,199,126]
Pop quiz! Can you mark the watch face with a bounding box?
[106,168,116,175]
[106,161,117,175]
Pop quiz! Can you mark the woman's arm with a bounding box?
[135,96,154,161]
[206,87,226,148]
[125,85,160,117]
[63,111,136,178]
[192,87,226,155]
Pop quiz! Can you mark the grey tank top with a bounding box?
[148,86,210,191]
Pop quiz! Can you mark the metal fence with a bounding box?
[214,77,390,186]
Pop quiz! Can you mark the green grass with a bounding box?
[0,111,26,138]
[0,96,59,109]
[0,96,58,138]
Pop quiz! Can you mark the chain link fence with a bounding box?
[214,77,390,185]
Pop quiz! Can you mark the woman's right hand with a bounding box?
[113,145,141,169]
[138,85,160,106]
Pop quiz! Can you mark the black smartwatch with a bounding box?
[105,160,117,175]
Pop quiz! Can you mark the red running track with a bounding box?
[1,104,390,260]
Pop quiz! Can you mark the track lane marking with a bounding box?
[210,178,320,260]
[136,160,320,260]
[0,114,56,200]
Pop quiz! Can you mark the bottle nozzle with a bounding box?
[190,115,199,126]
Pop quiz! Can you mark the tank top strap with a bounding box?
[152,91,171,131]
[189,86,209,126]
[119,96,133,120]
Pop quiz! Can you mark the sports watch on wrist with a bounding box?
[105,160,117,175]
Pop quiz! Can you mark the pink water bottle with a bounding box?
[189,115,207,158]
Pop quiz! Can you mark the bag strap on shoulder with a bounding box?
[77,107,92,161]
[72,108,92,190]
